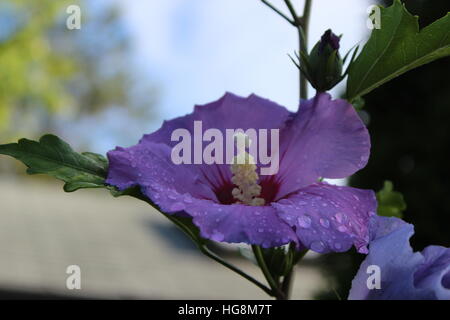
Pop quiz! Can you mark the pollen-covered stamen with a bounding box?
[230,133,265,206]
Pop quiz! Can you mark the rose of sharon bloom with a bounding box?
[106,92,376,252]
[349,216,450,300]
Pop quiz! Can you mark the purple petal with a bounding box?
[186,201,298,248]
[107,93,292,208]
[107,141,298,248]
[349,216,450,300]
[106,142,216,213]
[141,92,292,196]
[145,92,291,147]
[272,182,377,254]
[415,246,450,300]
[276,93,370,199]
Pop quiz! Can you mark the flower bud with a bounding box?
[300,30,344,92]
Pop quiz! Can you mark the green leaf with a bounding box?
[0,135,208,248]
[0,134,107,192]
[376,181,407,218]
[347,0,450,101]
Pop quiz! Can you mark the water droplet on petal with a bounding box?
[334,242,342,250]
[170,202,184,211]
[211,230,224,241]
[338,225,348,233]
[320,218,330,228]
[311,241,325,253]
[297,215,312,228]
[335,213,345,223]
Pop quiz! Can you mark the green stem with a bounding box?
[300,0,312,100]
[260,0,295,26]
[197,244,274,297]
[163,214,274,297]
[252,245,286,300]
[283,0,300,25]
[284,0,312,100]
[126,191,274,297]
[280,243,296,297]
[281,248,308,298]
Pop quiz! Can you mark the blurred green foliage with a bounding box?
[0,0,74,135]
[376,181,406,218]
[0,0,154,140]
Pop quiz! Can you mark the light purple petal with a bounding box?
[349,216,450,300]
[276,93,370,199]
[272,182,377,254]
[414,246,450,300]
[186,200,298,248]
[107,93,291,208]
[106,142,216,213]
[141,92,292,197]
[145,92,291,147]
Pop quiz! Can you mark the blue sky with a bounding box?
[119,0,372,123]
[80,0,373,153]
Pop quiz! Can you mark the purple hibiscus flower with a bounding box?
[349,216,450,300]
[106,92,376,252]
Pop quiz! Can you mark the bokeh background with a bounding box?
[0,0,448,299]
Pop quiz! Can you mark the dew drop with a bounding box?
[319,218,330,228]
[310,241,325,253]
[335,213,345,223]
[170,202,184,211]
[338,225,348,233]
[211,230,224,241]
[297,216,312,228]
